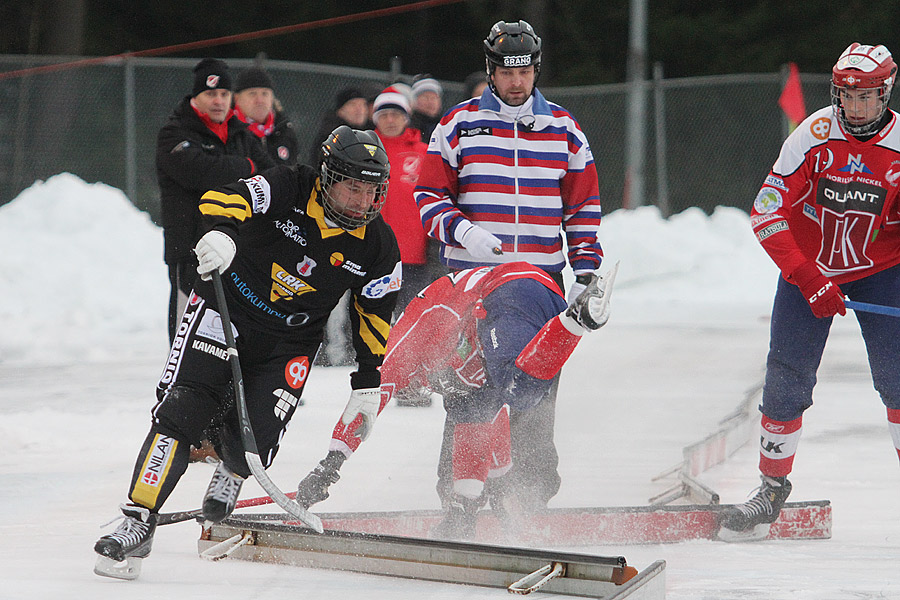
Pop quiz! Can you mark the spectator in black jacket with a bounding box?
[156,58,274,343]
[233,66,300,166]
[309,86,369,165]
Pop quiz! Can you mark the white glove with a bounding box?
[341,387,381,442]
[195,230,236,281]
[457,222,503,259]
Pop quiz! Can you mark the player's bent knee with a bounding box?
[154,385,220,446]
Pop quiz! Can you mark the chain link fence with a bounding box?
[0,54,834,221]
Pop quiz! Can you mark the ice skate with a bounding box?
[566,262,618,330]
[202,461,245,523]
[93,503,158,580]
[431,495,480,541]
[717,475,792,542]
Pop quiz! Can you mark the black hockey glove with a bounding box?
[296,451,346,509]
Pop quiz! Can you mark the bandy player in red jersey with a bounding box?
[293,261,617,539]
[719,43,900,540]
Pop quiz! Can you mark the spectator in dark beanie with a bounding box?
[156,57,274,344]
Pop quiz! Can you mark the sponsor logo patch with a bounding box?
[756,220,788,241]
[284,356,310,389]
[362,261,403,299]
[803,203,819,223]
[275,218,307,246]
[503,55,532,67]
[459,126,493,137]
[270,262,316,301]
[140,435,175,487]
[273,388,301,420]
[753,188,783,214]
[810,116,831,140]
[196,308,237,345]
[837,153,874,175]
[330,252,366,276]
[241,175,271,214]
[764,175,787,191]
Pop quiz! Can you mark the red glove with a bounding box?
[790,262,846,318]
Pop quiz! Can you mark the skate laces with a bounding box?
[100,505,152,547]
[207,463,243,504]
[734,477,782,518]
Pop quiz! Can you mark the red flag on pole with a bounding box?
[779,62,807,129]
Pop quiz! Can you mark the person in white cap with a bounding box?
[372,85,441,320]
[410,74,444,143]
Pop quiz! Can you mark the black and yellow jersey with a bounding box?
[197,164,401,375]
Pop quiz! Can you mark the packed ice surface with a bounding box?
[1,174,898,599]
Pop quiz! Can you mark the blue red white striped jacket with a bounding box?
[414,87,603,275]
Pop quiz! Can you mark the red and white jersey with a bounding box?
[750,105,900,283]
[380,262,562,394]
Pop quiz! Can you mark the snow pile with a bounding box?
[0,173,168,364]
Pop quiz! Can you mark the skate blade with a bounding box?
[93,554,143,580]
[716,522,771,543]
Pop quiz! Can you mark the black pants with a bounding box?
[127,284,317,512]
[167,258,197,345]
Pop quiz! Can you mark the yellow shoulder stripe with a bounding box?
[200,190,252,221]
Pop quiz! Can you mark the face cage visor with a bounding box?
[320,165,388,231]
[831,81,892,136]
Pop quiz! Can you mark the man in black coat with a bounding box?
[233,66,300,166]
[156,58,275,343]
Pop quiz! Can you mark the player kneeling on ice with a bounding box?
[93,125,400,580]
[295,261,617,540]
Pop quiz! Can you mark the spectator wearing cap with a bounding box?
[410,74,444,143]
[156,57,275,344]
[309,86,371,164]
[371,85,436,315]
[233,66,300,166]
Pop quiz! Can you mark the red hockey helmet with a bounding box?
[831,43,897,136]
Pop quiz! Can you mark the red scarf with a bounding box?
[234,106,275,139]
[191,102,231,144]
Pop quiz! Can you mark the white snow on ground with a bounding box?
[1,173,898,599]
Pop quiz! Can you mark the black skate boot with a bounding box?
[431,495,481,541]
[93,503,158,580]
[202,461,245,523]
[717,475,792,542]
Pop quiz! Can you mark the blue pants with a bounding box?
[762,262,900,421]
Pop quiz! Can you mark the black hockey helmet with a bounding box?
[483,20,542,88]
[318,125,390,230]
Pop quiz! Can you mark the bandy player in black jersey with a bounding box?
[94,126,401,579]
